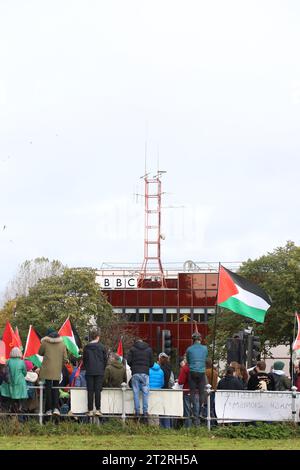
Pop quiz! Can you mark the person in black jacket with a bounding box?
[83,327,107,417]
[217,366,244,390]
[247,361,275,391]
[127,338,154,418]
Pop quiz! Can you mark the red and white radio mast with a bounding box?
[138,170,167,287]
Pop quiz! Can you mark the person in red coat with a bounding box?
[177,356,191,428]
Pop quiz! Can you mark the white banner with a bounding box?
[71,388,183,416]
[215,390,300,423]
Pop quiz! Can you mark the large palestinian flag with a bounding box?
[58,318,80,358]
[217,265,272,323]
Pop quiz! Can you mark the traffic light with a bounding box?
[247,335,261,367]
[226,335,246,365]
[162,329,172,356]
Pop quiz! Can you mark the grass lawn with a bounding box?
[1,434,300,450]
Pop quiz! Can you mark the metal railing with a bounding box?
[1,384,299,431]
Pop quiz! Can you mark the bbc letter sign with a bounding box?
[96,276,138,289]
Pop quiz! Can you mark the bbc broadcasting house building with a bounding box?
[96,261,240,357]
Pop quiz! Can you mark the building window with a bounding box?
[152,308,164,322]
[113,308,123,314]
[179,308,191,322]
[193,308,205,323]
[166,308,178,323]
[125,308,137,322]
[138,308,150,323]
[207,308,216,315]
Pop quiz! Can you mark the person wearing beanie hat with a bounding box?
[273,361,285,371]
[269,361,291,391]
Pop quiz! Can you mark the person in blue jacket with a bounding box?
[149,362,164,389]
[186,332,208,425]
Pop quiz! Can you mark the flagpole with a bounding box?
[292,312,297,385]
[211,262,221,388]
[23,325,31,358]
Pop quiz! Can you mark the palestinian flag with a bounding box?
[117,338,123,359]
[24,325,43,367]
[217,265,272,323]
[14,327,23,350]
[2,322,19,359]
[58,318,80,358]
[293,312,300,351]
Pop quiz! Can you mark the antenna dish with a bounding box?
[183,260,200,272]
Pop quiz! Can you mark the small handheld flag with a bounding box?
[117,338,123,359]
[23,325,42,368]
[59,318,80,358]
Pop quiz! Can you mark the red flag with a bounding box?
[24,325,41,358]
[117,338,123,358]
[293,312,300,351]
[2,322,19,359]
[0,340,6,364]
[14,327,23,349]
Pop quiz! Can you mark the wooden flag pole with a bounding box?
[292,312,297,385]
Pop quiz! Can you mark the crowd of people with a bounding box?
[0,325,297,426]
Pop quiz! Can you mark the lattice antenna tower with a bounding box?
[138,155,167,287]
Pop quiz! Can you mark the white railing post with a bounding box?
[121,382,127,426]
[206,383,212,431]
[291,386,298,424]
[39,383,44,425]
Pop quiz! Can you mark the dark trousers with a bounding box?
[189,372,206,424]
[45,380,59,412]
[86,375,103,411]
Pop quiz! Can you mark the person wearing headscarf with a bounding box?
[0,347,28,411]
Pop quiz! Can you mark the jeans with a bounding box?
[189,372,206,425]
[45,380,59,412]
[86,375,104,411]
[159,417,171,428]
[183,393,192,428]
[131,373,149,415]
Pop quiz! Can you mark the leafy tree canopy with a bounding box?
[3,257,65,302]
[208,241,300,360]
[0,268,133,352]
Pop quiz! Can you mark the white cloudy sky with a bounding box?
[0,0,300,294]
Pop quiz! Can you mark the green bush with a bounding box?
[211,423,298,440]
[0,418,298,440]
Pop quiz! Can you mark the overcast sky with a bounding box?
[0,0,300,295]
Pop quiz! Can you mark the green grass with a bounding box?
[1,434,300,450]
[0,419,300,450]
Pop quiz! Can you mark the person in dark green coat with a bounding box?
[0,347,28,410]
[103,353,127,387]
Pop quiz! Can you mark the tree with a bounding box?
[208,241,300,362]
[3,257,65,301]
[0,268,135,353]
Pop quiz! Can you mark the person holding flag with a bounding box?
[38,327,67,416]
